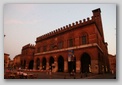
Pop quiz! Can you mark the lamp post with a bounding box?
[72,54,76,72]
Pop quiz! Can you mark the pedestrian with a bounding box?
[23,72,27,79]
[49,69,52,79]
[112,70,114,74]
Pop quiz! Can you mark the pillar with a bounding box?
[91,60,99,74]
[64,61,68,72]
[33,62,36,70]
[46,62,49,70]
[76,60,81,73]
[40,63,42,70]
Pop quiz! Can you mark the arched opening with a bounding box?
[28,60,34,69]
[68,56,76,73]
[58,55,64,72]
[24,60,26,69]
[81,53,91,73]
[42,57,46,70]
[49,56,54,71]
[36,58,40,70]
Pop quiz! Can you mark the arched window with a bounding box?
[81,32,88,45]
[43,45,47,52]
[82,35,87,44]
[58,41,63,49]
[37,47,41,53]
[69,38,74,47]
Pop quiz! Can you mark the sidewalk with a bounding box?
[83,73,116,79]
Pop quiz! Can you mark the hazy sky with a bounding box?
[4,4,116,60]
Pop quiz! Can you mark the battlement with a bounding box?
[22,43,35,50]
[36,8,101,42]
[14,54,21,59]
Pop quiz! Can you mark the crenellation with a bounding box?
[53,30,55,33]
[51,31,53,35]
[91,16,95,20]
[36,10,100,42]
[79,20,82,24]
[72,22,75,26]
[58,28,60,32]
[69,24,71,27]
[83,19,86,22]
[76,21,78,25]
[56,29,58,32]
[66,25,68,28]
[49,32,51,35]
[22,43,35,50]
[60,27,63,30]
[63,26,66,30]
[87,17,90,21]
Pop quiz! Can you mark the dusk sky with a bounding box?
[4,4,116,60]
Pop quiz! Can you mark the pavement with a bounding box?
[4,69,116,79]
[24,71,116,79]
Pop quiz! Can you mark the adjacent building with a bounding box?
[4,53,10,69]
[13,54,21,69]
[108,54,116,74]
[21,44,35,69]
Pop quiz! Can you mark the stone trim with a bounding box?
[35,43,103,55]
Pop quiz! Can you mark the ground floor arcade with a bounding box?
[21,45,109,74]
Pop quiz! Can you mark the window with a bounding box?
[50,44,54,50]
[43,46,47,52]
[82,36,87,44]
[37,47,40,53]
[58,41,63,49]
[69,39,73,47]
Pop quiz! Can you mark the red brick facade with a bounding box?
[21,44,35,69]
[21,8,110,74]
[108,54,116,74]
[4,53,10,69]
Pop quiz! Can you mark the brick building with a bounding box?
[108,54,116,74]
[13,54,21,69]
[4,53,10,69]
[32,8,109,74]
[21,44,35,69]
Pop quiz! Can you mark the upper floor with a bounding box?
[35,8,108,54]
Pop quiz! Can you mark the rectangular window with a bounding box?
[58,42,63,49]
[50,44,53,50]
[43,46,47,52]
[37,47,40,53]
[69,39,73,47]
[82,36,87,44]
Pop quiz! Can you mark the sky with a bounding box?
[4,4,116,60]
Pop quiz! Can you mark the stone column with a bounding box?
[64,61,68,72]
[40,63,42,70]
[46,62,49,70]
[76,60,81,73]
[26,64,29,70]
[33,62,36,70]
[91,60,99,74]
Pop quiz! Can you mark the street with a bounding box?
[22,71,116,79]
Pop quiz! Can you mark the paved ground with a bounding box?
[4,69,116,79]
[24,71,116,79]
